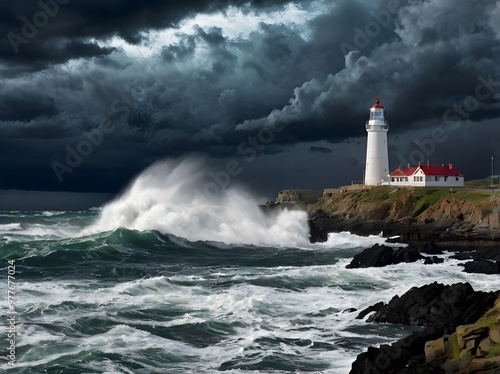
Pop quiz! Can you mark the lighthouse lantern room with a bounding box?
[364,99,389,185]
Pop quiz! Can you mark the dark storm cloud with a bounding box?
[0,0,499,194]
[0,0,292,71]
[237,0,500,141]
[0,93,58,122]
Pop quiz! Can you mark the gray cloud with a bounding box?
[0,0,498,195]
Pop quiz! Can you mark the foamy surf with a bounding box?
[83,157,312,247]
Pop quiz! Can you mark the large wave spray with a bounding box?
[84,158,311,246]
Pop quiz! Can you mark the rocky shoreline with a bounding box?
[350,283,500,373]
[308,217,499,371]
[267,186,500,373]
[307,213,500,372]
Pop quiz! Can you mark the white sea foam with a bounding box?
[84,157,311,247]
[6,255,499,374]
[0,223,22,231]
[41,211,66,217]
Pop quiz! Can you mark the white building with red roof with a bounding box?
[389,163,464,187]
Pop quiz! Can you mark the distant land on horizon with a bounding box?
[0,190,114,211]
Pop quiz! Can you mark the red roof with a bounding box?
[372,98,384,109]
[390,165,464,177]
[390,167,417,177]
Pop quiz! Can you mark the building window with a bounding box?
[435,176,438,181]
[456,177,459,181]
[391,177,395,182]
[444,176,448,181]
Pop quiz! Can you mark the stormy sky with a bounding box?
[0,0,499,206]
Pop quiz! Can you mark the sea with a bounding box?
[1,159,498,374]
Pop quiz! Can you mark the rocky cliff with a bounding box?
[425,295,500,373]
[276,187,499,243]
[308,187,499,229]
[351,283,500,373]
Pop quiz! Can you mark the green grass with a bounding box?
[342,186,409,205]
[453,190,491,203]
[318,186,493,218]
[412,189,448,216]
[466,177,499,187]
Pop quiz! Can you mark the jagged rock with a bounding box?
[349,327,443,374]
[451,252,474,260]
[366,283,498,330]
[308,219,328,243]
[477,336,492,357]
[490,328,500,344]
[356,301,385,320]
[456,325,490,350]
[342,308,358,313]
[350,286,500,374]
[423,256,444,265]
[467,356,500,373]
[392,247,425,264]
[416,242,444,255]
[462,260,500,274]
[346,244,424,269]
[476,247,500,262]
[425,338,445,364]
[346,244,394,268]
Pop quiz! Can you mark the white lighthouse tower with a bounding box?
[364,99,389,185]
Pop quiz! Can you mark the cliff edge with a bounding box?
[275,187,499,243]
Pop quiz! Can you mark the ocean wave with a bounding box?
[82,157,311,247]
[41,211,66,217]
[0,223,22,231]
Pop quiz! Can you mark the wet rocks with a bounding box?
[356,302,385,320]
[423,256,444,265]
[350,283,500,374]
[345,244,424,268]
[365,283,498,329]
[462,259,500,274]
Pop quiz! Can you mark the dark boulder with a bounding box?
[475,247,500,262]
[350,283,499,374]
[423,256,444,265]
[451,252,474,260]
[392,247,425,264]
[346,244,424,269]
[308,219,328,243]
[366,282,498,329]
[356,301,385,320]
[350,327,443,374]
[346,244,394,268]
[462,260,500,274]
[415,242,443,255]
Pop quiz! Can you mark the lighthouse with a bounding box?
[364,99,389,185]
